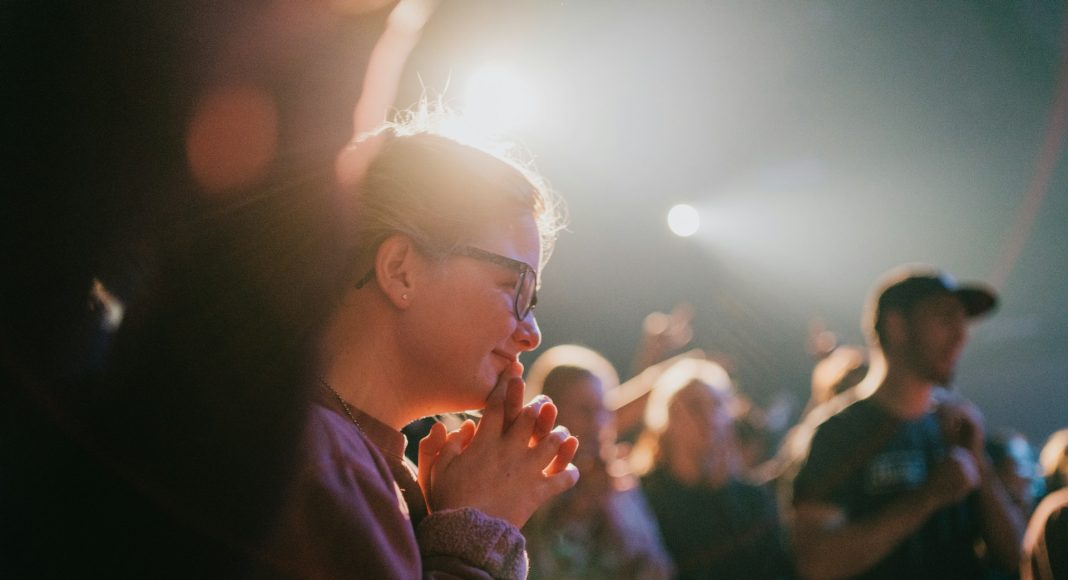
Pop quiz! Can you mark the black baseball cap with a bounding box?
[866,266,998,338]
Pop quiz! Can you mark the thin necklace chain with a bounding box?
[319,377,364,434]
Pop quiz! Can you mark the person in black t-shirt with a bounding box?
[789,266,1026,579]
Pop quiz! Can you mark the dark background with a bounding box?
[400,1,1068,445]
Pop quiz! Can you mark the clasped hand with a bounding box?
[935,392,986,458]
[417,362,580,528]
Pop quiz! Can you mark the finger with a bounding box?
[542,463,581,499]
[506,395,546,444]
[530,399,558,446]
[545,435,579,476]
[434,429,466,476]
[503,374,526,432]
[458,419,477,448]
[532,425,571,467]
[480,365,521,435]
[444,422,472,448]
[418,422,447,495]
[419,422,447,468]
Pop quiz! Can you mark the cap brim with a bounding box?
[955,287,997,318]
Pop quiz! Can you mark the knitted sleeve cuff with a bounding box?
[415,507,528,580]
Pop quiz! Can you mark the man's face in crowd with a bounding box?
[900,293,969,386]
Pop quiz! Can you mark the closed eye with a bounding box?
[497,273,521,289]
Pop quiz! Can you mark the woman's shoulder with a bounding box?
[303,403,395,486]
[265,405,424,578]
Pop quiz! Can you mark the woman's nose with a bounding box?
[513,312,542,351]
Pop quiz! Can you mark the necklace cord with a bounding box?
[319,378,364,433]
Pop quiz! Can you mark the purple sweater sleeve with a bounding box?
[418,508,528,579]
[266,407,527,579]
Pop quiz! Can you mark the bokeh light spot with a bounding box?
[187,86,278,194]
[668,204,700,237]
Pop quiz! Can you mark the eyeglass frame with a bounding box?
[353,244,539,322]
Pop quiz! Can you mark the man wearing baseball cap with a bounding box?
[788,265,1025,579]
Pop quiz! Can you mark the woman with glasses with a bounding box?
[267,118,579,579]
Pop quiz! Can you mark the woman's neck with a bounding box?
[320,305,413,431]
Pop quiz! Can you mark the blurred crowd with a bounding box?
[514,293,1068,580]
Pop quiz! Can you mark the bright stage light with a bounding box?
[462,65,537,135]
[668,204,700,237]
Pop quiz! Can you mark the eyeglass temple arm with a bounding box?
[354,268,376,289]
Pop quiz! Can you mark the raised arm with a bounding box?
[938,397,1026,571]
[630,303,694,378]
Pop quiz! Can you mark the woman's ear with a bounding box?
[374,234,419,309]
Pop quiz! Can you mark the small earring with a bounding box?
[402,293,409,301]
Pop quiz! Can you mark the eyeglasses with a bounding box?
[353,245,539,322]
[453,246,538,322]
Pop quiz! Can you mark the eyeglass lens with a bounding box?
[516,268,536,320]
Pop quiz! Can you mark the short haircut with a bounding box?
[344,108,565,283]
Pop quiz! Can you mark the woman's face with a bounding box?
[403,212,543,413]
[665,381,735,463]
[553,374,612,461]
